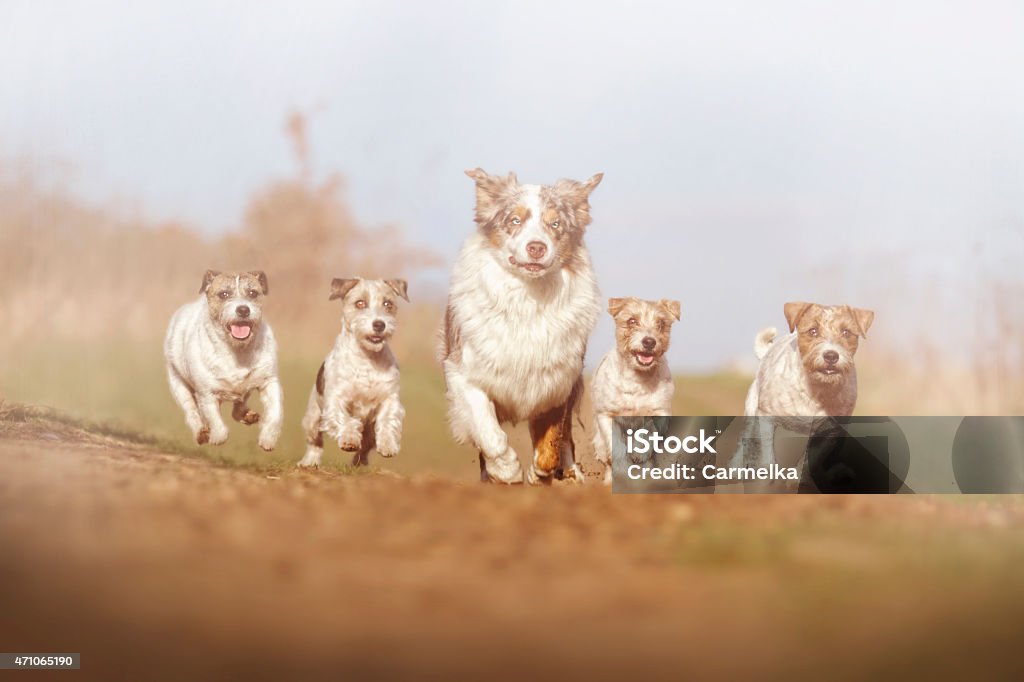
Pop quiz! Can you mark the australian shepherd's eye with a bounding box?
[551,220,560,230]
[509,215,521,226]
[355,300,367,309]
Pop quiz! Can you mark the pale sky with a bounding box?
[2,1,1022,369]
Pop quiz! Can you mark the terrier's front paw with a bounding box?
[208,425,230,445]
[376,434,400,458]
[338,435,361,452]
[258,431,278,452]
[297,451,321,468]
[335,423,362,452]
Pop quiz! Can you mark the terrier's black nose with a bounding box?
[642,336,657,351]
[372,320,386,333]
[823,350,839,365]
[236,305,250,318]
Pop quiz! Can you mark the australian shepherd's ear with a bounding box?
[554,173,604,230]
[465,168,519,228]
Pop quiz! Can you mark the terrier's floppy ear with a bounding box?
[660,299,681,321]
[784,302,813,333]
[385,279,409,302]
[200,269,221,294]
[848,307,875,338]
[250,270,269,295]
[607,297,628,318]
[329,278,360,301]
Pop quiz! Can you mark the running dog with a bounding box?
[591,297,680,485]
[298,277,407,468]
[737,302,874,489]
[164,270,283,450]
[441,168,603,485]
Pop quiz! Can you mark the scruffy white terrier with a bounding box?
[298,277,408,469]
[591,297,681,485]
[737,301,874,487]
[164,270,283,450]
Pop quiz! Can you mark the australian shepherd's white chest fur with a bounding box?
[442,168,603,485]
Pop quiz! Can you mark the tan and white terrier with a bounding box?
[591,297,681,485]
[737,302,875,487]
[298,277,408,469]
[164,270,283,450]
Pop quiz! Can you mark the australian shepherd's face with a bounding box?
[465,168,603,280]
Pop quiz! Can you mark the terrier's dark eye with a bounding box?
[355,300,367,309]
[627,318,638,327]
[808,327,819,337]
[841,328,851,338]
[218,291,231,300]
[383,300,394,309]
[247,290,259,299]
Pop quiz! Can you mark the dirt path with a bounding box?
[2,435,1024,681]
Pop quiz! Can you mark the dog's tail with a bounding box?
[753,327,777,360]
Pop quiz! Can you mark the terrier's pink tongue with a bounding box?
[230,324,251,340]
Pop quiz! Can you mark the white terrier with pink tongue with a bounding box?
[164,269,283,450]
[590,297,680,485]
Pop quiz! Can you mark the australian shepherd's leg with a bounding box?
[527,406,562,485]
[444,363,523,484]
[529,400,584,485]
[556,377,585,484]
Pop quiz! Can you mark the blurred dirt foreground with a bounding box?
[2,427,1024,681]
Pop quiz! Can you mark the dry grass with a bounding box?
[1,110,1022,436]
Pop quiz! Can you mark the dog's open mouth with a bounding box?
[508,257,547,274]
[634,352,656,367]
[228,323,252,340]
[365,335,385,345]
[817,367,841,376]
